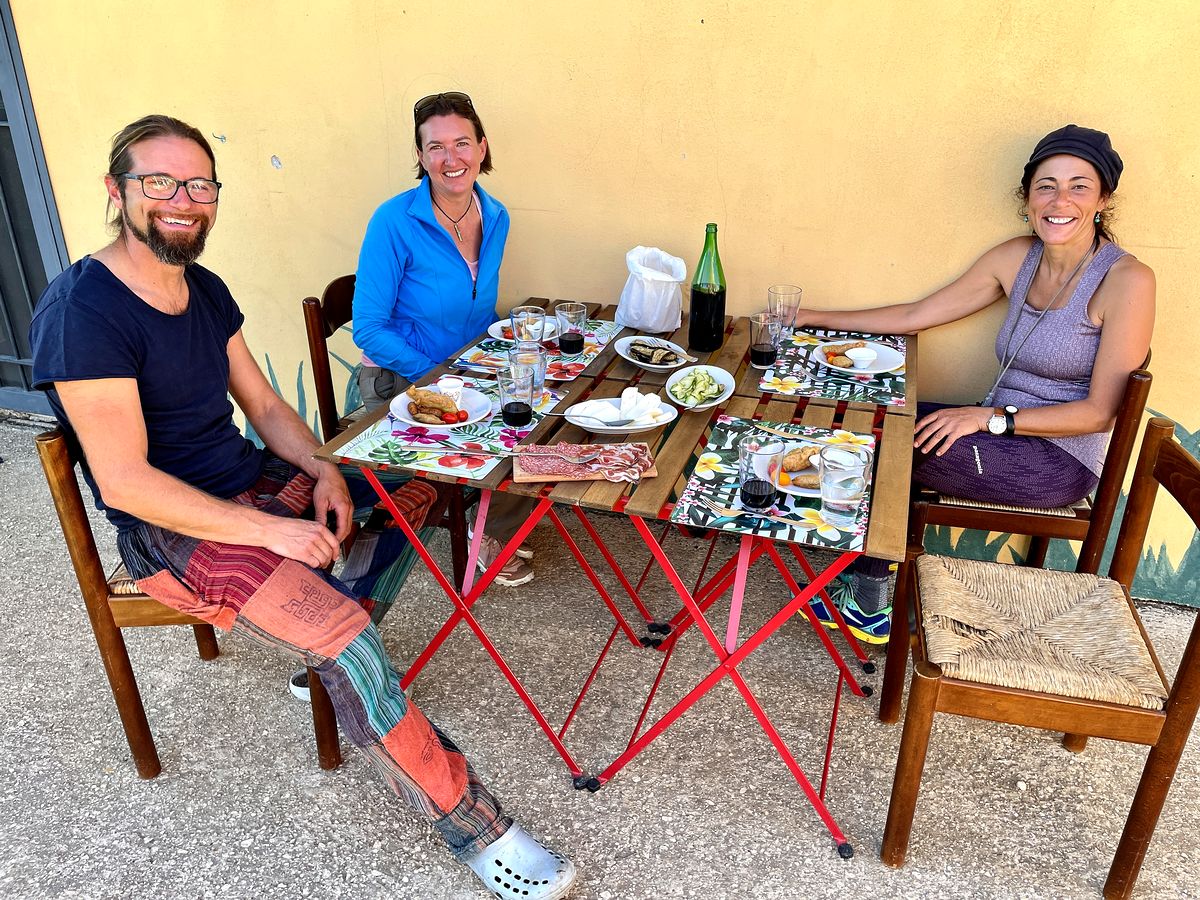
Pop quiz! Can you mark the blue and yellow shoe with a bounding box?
[808,596,839,629]
[838,595,891,645]
[809,574,891,644]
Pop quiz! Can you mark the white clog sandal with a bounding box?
[464,824,576,900]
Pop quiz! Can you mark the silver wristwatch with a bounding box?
[986,405,1018,436]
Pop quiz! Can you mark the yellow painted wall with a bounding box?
[12,0,1200,583]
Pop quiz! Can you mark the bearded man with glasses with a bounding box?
[29,114,577,900]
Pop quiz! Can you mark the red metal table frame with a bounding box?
[317,314,915,856]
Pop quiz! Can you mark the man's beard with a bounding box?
[123,209,210,266]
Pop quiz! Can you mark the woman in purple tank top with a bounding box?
[796,125,1156,643]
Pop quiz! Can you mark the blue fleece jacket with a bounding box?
[353,178,510,380]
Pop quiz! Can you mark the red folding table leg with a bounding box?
[546,507,643,648]
[787,544,871,667]
[568,506,657,627]
[362,471,585,775]
[591,516,856,856]
[762,544,869,697]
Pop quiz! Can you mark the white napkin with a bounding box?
[571,389,667,425]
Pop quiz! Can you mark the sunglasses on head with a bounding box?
[413,92,474,118]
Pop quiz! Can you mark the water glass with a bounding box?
[818,445,872,528]
[509,340,547,401]
[737,435,785,513]
[554,302,588,356]
[767,284,803,333]
[748,312,783,369]
[510,305,547,341]
[497,367,534,428]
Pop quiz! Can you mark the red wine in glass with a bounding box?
[558,332,584,355]
[749,342,778,368]
[739,477,776,512]
[502,401,533,428]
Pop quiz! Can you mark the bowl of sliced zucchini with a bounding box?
[665,365,735,411]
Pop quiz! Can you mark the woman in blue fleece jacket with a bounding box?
[354,91,510,393]
[353,92,535,587]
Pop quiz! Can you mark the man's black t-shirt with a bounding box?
[30,256,265,531]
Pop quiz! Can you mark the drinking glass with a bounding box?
[510,305,547,341]
[554,302,588,356]
[737,435,785,513]
[818,445,872,528]
[497,368,534,428]
[509,341,547,402]
[748,312,783,369]
[767,284,803,333]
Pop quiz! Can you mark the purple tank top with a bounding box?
[992,239,1130,477]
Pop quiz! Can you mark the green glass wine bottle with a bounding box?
[688,223,726,352]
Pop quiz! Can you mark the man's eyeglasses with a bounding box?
[413,92,473,118]
[119,173,222,204]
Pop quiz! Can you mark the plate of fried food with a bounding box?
[390,385,493,428]
[777,442,823,497]
[812,339,904,375]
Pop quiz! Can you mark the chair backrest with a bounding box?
[35,428,113,618]
[1108,416,1200,589]
[302,274,356,444]
[1076,365,1153,573]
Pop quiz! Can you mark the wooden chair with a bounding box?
[301,274,471,586]
[36,429,342,779]
[879,366,1154,727]
[881,417,1200,899]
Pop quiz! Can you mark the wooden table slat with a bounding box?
[863,412,914,561]
[840,407,876,435]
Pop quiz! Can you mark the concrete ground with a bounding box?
[2,413,1198,900]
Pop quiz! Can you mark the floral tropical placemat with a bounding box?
[452,319,624,381]
[336,377,564,481]
[669,415,876,551]
[758,329,907,407]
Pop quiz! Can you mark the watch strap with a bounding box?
[1003,408,1016,436]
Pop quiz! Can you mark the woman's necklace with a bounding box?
[983,236,1099,407]
[430,185,473,242]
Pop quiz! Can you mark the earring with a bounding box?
[1094,212,1101,224]
[1023,214,1029,223]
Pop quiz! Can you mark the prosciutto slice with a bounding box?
[516,442,655,483]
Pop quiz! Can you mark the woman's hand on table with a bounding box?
[913,406,992,456]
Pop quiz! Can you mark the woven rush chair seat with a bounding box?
[107,562,145,596]
[917,555,1167,710]
[932,493,1086,518]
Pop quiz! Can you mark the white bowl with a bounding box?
[845,347,878,369]
[664,365,736,411]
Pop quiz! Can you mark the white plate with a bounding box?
[614,336,689,371]
[563,398,678,434]
[812,340,904,375]
[488,318,559,341]
[665,365,736,411]
[389,386,493,429]
[777,440,823,498]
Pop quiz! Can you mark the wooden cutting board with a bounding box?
[511,444,657,483]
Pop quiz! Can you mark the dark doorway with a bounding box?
[0,2,68,415]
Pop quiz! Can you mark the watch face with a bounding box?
[987,415,1006,435]
[1004,405,1018,414]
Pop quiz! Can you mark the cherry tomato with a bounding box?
[457,409,469,422]
[441,412,458,425]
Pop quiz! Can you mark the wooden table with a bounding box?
[315,302,918,856]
